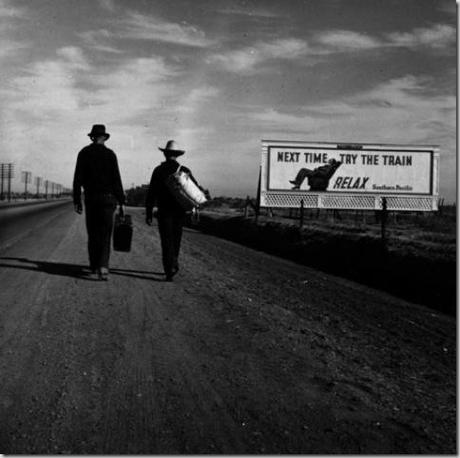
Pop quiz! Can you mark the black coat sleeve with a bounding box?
[112,153,125,205]
[145,168,159,218]
[72,150,84,205]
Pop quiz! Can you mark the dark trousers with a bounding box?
[293,168,313,186]
[84,201,116,269]
[157,213,185,275]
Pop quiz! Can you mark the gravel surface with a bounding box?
[0,203,456,454]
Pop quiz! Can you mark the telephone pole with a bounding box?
[1,163,14,201]
[21,171,32,199]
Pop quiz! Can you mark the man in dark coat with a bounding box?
[73,124,125,280]
[290,158,342,191]
[145,140,205,282]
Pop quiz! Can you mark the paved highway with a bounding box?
[0,202,455,454]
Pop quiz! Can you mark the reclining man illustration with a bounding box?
[290,158,342,191]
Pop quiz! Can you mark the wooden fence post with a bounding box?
[438,197,444,215]
[0,164,4,201]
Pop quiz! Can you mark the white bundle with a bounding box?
[165,165,207,210]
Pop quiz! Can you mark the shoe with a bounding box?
[171,266,179,277]
[98,267,109,281]
[289,180,298,185]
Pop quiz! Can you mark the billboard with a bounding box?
[260,140,440,211]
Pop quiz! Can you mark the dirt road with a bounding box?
[0,203,455,454]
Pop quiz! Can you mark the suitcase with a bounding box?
[165,164,207,211]
[113,213,133,252]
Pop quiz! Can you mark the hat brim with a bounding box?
[159,147,185,156]
[88,133,110,140]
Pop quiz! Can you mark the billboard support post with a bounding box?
[255,166,261,223]
[381,197,388,252]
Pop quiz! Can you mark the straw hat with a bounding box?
[159,140,185,156]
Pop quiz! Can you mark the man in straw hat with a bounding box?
[145,140,207,282]
[73,124,125,281]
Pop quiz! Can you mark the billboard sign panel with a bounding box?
[268,145,433,194]
[260,140,439,211]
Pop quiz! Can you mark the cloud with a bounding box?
[314,30,382,50]
[386,24,455,50]
[315,23,455,54]
[118,11,214,47]
[92,44,125,54]
[175,86,219,114]
[56,46,90,69]
[79,11,215,50]
[5,49,178,123]
[6,54,84,116]
[437,1,456,16]
[249,75,455,148]
[211,22,456,75]
[215,6,280,18]
[207,31,379,74]
[98,0,116,12]
[87,57,179,120]
[0,0,29,59]
[78,29,123,53]
[0,39,28,58]
[79,29,113,42]
[0,44,220,188]
[208,38,309,74]
[0,0,27,18]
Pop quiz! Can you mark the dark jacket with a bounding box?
[308,161,342,191]
[145,159,199,217]
[73,143,125,206]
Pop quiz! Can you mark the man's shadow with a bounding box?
[0,257,164,282]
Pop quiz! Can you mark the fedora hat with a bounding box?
[88,124,110,140]
[159,140,185,156]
